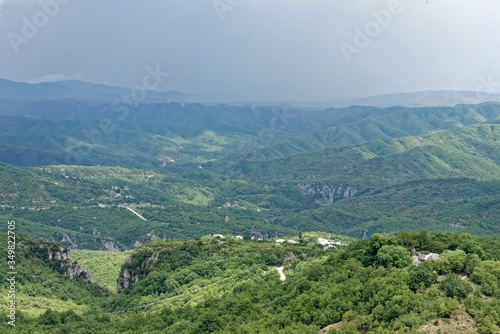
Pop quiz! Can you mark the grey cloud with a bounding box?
[0,0,499,102]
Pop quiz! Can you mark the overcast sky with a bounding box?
[1,0,499,102]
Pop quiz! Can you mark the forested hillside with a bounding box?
[0,99,499,246]
[2,233,500,333]
[3,1,500,332]
[0,90,499,333]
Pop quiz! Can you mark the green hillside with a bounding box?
[0,163,307,249]
[286,178,500,238]
[1,112,499,246]
[0,235,108,322]
[221,122,500,238]
[1,100,499,167]
[71,249,133,292]
[3,233,500,333]
[230,122,500,183]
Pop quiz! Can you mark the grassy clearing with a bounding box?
[71,250,133,292]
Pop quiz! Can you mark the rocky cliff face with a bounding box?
[47,246,71,261]
[116,267,139,292]
[51,247,94,283]
[298,183,358,206]
[60,233,78,249]
[66,263,94,282]
[102,239,121,252]
[32,242,93,283]
[116,250,159,293]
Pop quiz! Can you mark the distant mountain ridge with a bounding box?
[341,90,500,108]
[0,98,498,167]
[2,77,500,107]
[0,78,192,103]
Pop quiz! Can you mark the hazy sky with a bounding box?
[1,0,500,101]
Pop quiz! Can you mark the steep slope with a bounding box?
[0,101,315,166]
[0,235,107,324]
[1,100,499,244]
[224,123,500,237]
[232,103,500,161]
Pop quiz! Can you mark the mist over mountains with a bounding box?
[2,77,500,107]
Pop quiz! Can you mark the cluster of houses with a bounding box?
[275,239,299,245]
[211,234,243,239]
[317,238,346,250]
[210,233,274,241]
[411,251,440,265]
[210,234,351,250]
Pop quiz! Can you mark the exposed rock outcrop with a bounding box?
[66,263,94,282]
[102,239,121,252]
[48,247,70,261]
[60,232,78,249]
[284,252,297,264]
[116,266,140,292]
[250,230,269,241]
[411,249,440,266]
[116,251,160,293]
[298,183,358,206]
[24,241,93,283]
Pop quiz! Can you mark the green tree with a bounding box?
[440,274,471,298]
[440,249,466,272]
[369,234,398,256]
[408,262,438,291]
[375,245,412,268]
[464,253,482,274]
[479,274,499,296]
[38,309,61,326]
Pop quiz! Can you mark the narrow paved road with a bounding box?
[118,206,147,221]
